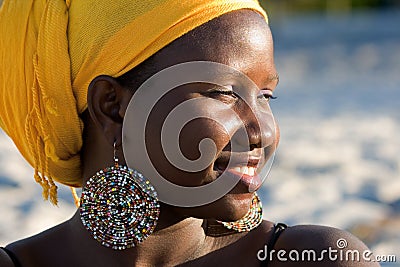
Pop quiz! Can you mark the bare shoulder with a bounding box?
[4,221,71,267]
[0,247,16,267]
[269,224,381,267]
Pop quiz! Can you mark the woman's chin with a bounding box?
[214,193,254,221]
[172,192,254,222]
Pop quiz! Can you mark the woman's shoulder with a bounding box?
[274,224,367,250]
[0,247,16,267]
[2,221,72,267]
[268,224,380,266]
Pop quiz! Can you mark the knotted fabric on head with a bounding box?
[0,0,268,205]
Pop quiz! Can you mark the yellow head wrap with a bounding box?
[0,0,267,205]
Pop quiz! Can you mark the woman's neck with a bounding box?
[136,217,207,265]
[67,208,208,266]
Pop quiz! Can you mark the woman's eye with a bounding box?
[211,90,237,97]
[208,85,237,98]
[257,90,277,102]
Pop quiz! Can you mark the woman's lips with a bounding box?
[212,151,265,192]
[230,166,256,176]
[215,165,262,192]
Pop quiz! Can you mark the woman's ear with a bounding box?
[87,75,133,147]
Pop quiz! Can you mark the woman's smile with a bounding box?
[213,150,266,192]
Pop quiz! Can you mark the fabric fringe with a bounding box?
[25,52,59,205]
[71,187,80,207]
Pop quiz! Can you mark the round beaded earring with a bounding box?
[80,142,160,250]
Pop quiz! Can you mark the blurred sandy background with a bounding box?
[261,1,400,265]
[1,0,399,265]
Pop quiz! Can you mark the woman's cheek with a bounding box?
[179,118,232,159]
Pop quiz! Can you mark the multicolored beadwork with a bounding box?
[80,156,160,250]
[217,193,263,232]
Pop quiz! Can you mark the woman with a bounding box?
[0,0,379,266]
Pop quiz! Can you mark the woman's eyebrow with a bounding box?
[269,73,280,83]
[265,73,280,87]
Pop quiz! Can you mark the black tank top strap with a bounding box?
[259,223,288,267]
[1,247,22,267]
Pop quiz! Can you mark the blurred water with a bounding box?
[0,8,399,266]
[271,9,400,118]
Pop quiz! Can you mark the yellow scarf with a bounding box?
[0,0,267,205]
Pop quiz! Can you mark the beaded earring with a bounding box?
[217,192,263,232]
[80,142,160,250]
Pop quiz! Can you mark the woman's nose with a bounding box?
[231,103,275,152]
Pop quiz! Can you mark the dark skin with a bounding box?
[1,10,379,267]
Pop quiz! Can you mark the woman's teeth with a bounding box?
[230,166,256,176]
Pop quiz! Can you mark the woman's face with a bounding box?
[126,10,279,221]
